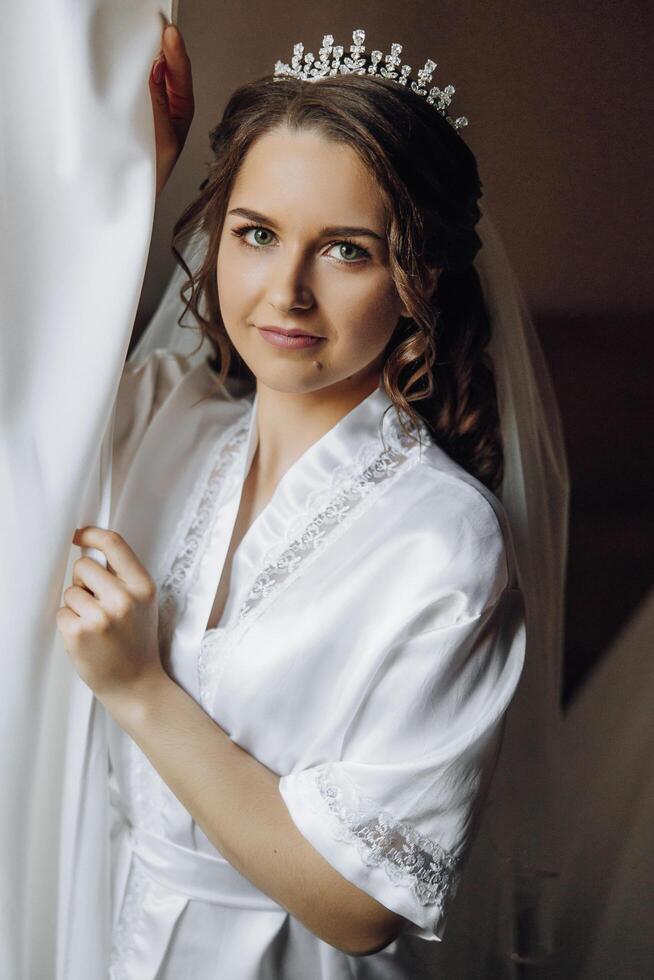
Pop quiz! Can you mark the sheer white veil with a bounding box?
[475,209,569,966]
[131,205,570,970]
[129,229,211,368]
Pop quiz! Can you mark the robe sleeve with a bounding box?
[110,348,196,507]
[278,503,526,944]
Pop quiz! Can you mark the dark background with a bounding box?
[137,0,654,705]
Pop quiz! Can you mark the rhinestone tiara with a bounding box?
[273,28,468,131]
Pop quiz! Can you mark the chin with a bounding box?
[251,364,334,395]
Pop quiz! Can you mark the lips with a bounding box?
[256,327,325,350]
[257,325,323,339]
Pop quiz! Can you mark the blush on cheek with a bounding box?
[348,319,393,360]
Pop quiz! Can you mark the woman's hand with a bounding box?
[56,526,167,720]
[149,23,195,199]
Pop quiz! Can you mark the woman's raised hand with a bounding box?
[149,24,195,199]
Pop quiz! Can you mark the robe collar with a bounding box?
[228,378,430,589]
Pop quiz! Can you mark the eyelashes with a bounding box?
[229,223,372,264]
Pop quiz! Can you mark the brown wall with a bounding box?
[143,0,653,317]
[138,1,654,702]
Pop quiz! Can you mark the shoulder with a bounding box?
[117,347,194,413]
[373,436,513,622]
[416,439,508,551]
[111,349,251,508]
[120,347,194,380]
[118,347,253,415]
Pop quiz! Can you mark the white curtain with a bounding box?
[0,2,171,976]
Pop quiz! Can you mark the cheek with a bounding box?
[216,244,237,300]
[216,246,254,327]
[334,276,401,352]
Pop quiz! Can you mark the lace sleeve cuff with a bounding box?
[279,763,462,942]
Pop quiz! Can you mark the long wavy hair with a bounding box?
[170,66,503,492]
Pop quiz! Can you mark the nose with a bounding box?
[266,245,315,316]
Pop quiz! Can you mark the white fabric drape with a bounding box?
[0,3,170,976]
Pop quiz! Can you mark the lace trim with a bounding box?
[109,859,150,978]
[298,765,461,912]
[239,420,422,619]
[128,411,251,836]
[255,424,420,571]
[155,411,251,655]
[110,407,253,973]
[197,413,427,711]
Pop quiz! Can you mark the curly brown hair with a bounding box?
[170,64,503,492]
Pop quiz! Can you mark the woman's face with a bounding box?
[216,125,410,397]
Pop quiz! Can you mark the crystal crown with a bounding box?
[273,28,468,131]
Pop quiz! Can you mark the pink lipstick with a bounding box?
[257,327,324,350]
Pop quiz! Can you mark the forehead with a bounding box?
[228,126,386,229]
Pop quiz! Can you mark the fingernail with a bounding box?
[164,24,182,46]
[152,59,164,84]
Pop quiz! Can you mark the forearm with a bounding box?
[110,672,397,956]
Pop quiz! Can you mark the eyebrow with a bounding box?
[227,207,385,242]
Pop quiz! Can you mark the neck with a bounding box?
[252,368,382,488]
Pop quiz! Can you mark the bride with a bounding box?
[56,24,566,978]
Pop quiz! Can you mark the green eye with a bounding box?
[231,223,371,264]
[336,242,361,261]
[252,228,273,245]
[231,224,276,247]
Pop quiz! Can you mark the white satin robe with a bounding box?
[105,348,526,978]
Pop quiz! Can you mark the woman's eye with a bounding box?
[325,241,369,263]
[232,225,370,264]
[243,226,274,246]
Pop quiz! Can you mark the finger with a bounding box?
[73,527,154,596]
[72,561,138,622]
[148,58,178,154]
[72,555,122,602]
[150,55,165,87]
[162,25,193,98]
[63,584,106,623]
[149,58,172,115]
[56,606,82,638]
[161,25,195,134]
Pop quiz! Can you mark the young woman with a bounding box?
[56,25,563,979]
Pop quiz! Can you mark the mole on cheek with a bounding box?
[312,360,324,370]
